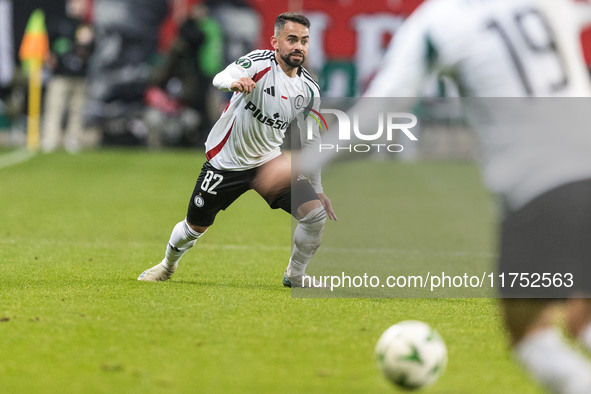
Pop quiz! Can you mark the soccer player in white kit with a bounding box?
[138,13,337,287]
[300,0,591,392]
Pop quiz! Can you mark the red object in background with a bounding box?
[582,27,591,66]
[145,86,182,115]
[83,0,95,22]
[248,0,423,56]
[159,13,179,52]
[156,0,423,55]
[158,0,201,52]
[156,0,591,66]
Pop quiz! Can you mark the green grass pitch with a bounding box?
[0,150,545,393]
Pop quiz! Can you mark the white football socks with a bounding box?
[163,219,205,268]
[515,328,591,394]
[288,206,326,277]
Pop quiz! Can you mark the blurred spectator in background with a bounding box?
[145,3,223,147]
[0,0,14,100]
[0,0,14,131]
[205,0,260,69]
[87,0,168,146]
[42,0,94,153]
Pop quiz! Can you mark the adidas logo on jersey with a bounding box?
[264,86,275,97]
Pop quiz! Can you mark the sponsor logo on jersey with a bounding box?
[244,101,289,129]
[235,57,252,69]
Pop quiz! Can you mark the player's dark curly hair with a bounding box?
[274,12,310,35]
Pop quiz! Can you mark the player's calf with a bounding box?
[287,206,326,278]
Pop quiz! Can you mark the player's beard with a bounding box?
[281,51,306,68]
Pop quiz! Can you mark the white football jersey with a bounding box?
[366,0,591,98]
[206,50,321,175]
[363,0,591,210]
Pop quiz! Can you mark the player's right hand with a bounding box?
[317,193,338,221]
[230,77,256,94]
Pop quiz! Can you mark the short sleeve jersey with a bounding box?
[205,49,321,171]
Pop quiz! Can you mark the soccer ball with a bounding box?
[375,320,447,390]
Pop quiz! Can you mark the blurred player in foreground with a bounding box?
[300,0,591,391]
[139,13,336,287]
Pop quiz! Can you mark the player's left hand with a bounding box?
[318,193,337,221]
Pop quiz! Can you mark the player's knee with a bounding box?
[564,298,591,339]
[294,207,326,256]
[186,219,210,234]
[299,206,326,235]
[501,298,556,346]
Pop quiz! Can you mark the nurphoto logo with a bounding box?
[307,108,418,153]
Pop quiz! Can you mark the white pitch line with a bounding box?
[0,237,494,258]
[0,149,35,170]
